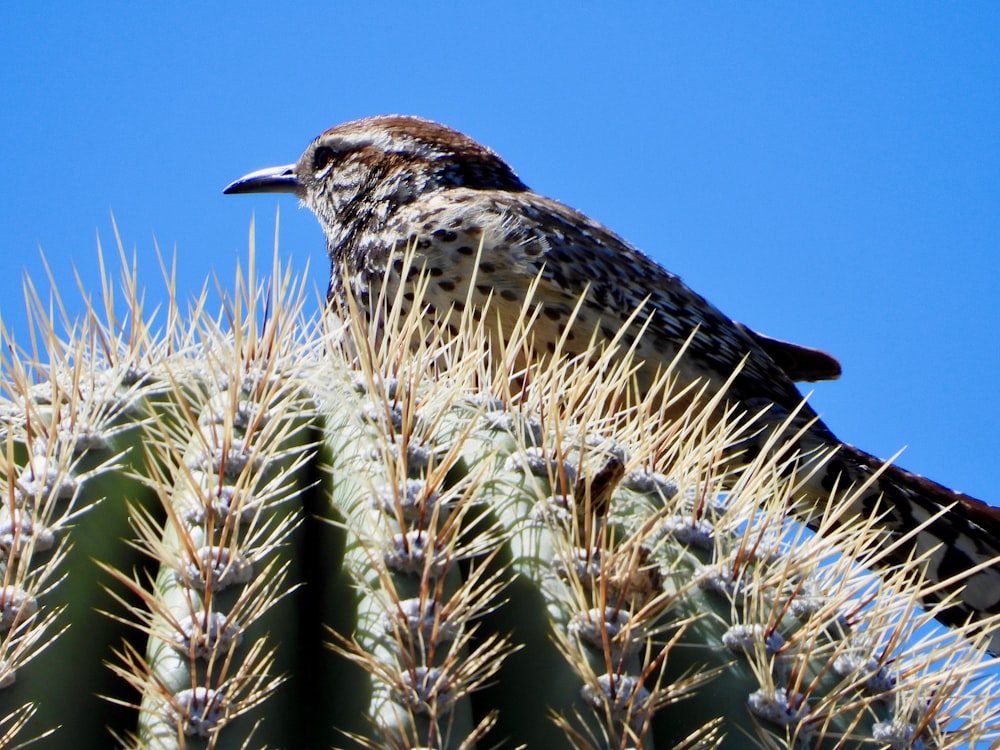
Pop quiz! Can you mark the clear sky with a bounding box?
[2,3,998,508]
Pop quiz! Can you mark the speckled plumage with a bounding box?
[225,114,1000,649]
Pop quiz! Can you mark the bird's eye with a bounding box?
[313,146,337,173]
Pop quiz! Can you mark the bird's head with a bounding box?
[224,115,527,257]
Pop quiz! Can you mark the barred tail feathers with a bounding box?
[826,443,1000,651]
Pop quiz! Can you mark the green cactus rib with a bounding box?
[0,366,162,744]
[0,232,997,749]
[123,374,315,748]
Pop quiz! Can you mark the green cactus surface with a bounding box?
[0,225,997,749]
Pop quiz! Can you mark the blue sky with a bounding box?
[2,3,998,507]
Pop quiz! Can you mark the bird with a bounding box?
[224,114,1000,650]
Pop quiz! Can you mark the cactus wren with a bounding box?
[225,115,1000,649]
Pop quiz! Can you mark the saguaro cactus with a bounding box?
[0,228,997,749]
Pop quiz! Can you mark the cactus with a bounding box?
[0,223,997,749]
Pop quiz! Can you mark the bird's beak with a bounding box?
[223,164,303,196]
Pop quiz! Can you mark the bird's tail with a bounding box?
[823,443,1000,652]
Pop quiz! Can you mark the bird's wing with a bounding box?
[480,191,825,417]
[734,323,842,382]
